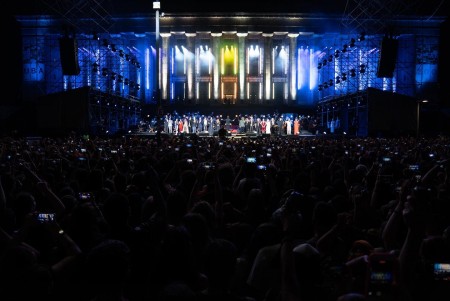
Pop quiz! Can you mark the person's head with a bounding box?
[0,244,54,300]
[158,281,197,301]
[203,238,238,289]
[12,192,36,226]
[102,192,131,227]
[85,239,131,288]
[336,293,366,301]
[216,162,235,188]
[190,200,216,231]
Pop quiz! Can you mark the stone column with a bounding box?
[237,32,248,101]
[262,33,273,102]
[185,33,197,101]
[160,33,171,101]
[211,33,222,100]
[288,33,299,104]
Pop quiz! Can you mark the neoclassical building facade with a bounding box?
[17,11,445,107]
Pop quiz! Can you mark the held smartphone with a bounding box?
[202,162,215,169]
[381,157,391,163]
[409,164,419,171]
[366,253,398,300]
[37,213,55,223]
[433,263,450,282]
[79,192,92,201]
[246,157,256,163]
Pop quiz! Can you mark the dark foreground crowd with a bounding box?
[0,133,449,301]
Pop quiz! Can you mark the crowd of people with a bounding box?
[0,132,449,301]
[140,112,319,136]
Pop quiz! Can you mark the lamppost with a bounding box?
[153,1,162,136]
[416,99,428,138]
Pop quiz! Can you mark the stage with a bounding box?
[127,129,316,139]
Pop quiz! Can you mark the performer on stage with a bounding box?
[294,117,299,135]
[225,115,231,131]
[178,118,183,134]
[266,118,271,135]
[285,118,292,135]
[168,116,173,134]
[260,118,267,134]
[277,117,284,136]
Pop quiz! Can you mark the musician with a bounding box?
[285,118,292,135]
[294,117,299,135]
[225,115,232,131]
[277,117,284,136]
[261,118,267,134]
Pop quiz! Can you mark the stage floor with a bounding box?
[129,129,316,138]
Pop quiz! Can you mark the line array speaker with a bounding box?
[59,37,80,75]
[376,37,398,78]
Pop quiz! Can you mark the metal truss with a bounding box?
[341,0,414,36]
[317,0,432,102]
[34,0,143,134]
[40,0,114,34]
[88,88,142,135]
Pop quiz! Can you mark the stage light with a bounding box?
[359,64,366,73]
[125,54,130,61]
[318,62,322,69]
[342,72,347,81]
[328,79,333,86]
[358,32,365,42]
[111,44,117,52]
[119,49,124,57]
[328,55,333,62]
[93,33,99,41]
[318,84,323,91]
[350,69,356,77]
[111,72,117,80]
[101,68,108,76]
[334,50,340,58]
[342,44,348,53]
[102,39,109,47]
[349,38,355,47]
[92,63,99,73]
[335,76,341,84]
[323,59,327,66]
[124,78,129,85]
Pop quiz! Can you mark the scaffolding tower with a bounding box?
[316,0,440,136]
[31,0,143,134]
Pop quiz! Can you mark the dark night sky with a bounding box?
[7,0,449,16]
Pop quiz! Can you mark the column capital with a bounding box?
[262,33,273,37]
[236,33,248,37]
[211,33,222,37]
[288,33,300,38]
[160,33,171,38]
[185,33,197,37]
